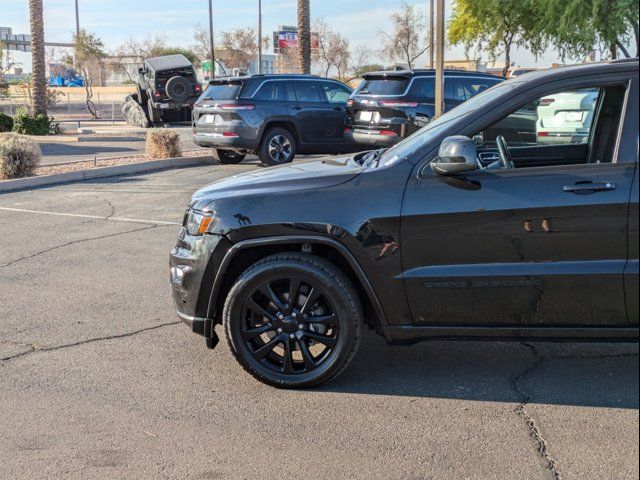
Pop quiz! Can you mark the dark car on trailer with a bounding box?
[346,69,503,147]
[191,74,360,166]
[171,59,639,388]
[136,54,202,124]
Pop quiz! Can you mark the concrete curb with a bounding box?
[27,135,80,143]
[0,155,215,193]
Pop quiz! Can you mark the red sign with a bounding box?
[276,31,319,49]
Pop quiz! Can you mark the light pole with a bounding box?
[434,0,445,118]
[208,0,216,79]
[75,0,80,36]
[428,0,434,69]
[258,0,263,74]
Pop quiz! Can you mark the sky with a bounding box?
[2,0,609,73]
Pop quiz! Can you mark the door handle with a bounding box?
[291,105,303,110]
[562,181,616,193]
[332,106,343,111]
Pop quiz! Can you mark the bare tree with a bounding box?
[68,30,106,118]
[349,45,376,79]
[313,18,351,78]
[193,25,227,75]
[218,28,268,72]
[380,2,429,68]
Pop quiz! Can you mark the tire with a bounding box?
[136,84,148,104]
[147,97,161,124]
[258,127,296,166]
[216,149,246,164]
[165,76,191,103]
[223,253,362,388]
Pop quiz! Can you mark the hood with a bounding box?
[190,155,364,210]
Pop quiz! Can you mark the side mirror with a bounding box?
[430,135,478,176]
[138,67,144,74]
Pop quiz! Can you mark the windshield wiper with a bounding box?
[362,148,387,168]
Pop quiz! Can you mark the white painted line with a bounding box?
[0,206,180,226]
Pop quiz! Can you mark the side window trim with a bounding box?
[611,78,633,164]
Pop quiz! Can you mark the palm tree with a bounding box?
[297,0,311,74]
[29,0,47,116]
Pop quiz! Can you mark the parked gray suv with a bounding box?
[192,74,362,166]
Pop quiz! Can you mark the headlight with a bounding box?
[184,209,215,236]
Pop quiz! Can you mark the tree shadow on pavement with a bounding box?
[324,329,639,408]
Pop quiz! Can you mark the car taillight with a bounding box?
[222,132,239,137]
[537,131,549,136]
[379,130,397,136]
[154,91,161,98]
[539,98,555,106]
[194,84,201,93]
[378,100,418,108]
[217,103,255,110]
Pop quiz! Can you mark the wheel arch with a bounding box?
[206,236,389,339]
[259,120,302,148]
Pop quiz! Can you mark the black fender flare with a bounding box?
[205,235,390,337]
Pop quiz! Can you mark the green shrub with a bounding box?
[145,129,182,159]
[0,133,42,179]
[11,107,61,136]
[0,113,13,133]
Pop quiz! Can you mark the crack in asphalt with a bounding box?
[0,321,181,363]
[0,224,168,269]
[512,342,562,480]
[103,198,116,220]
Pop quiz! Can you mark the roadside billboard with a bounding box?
[273,30,319,50]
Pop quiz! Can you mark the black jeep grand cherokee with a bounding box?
[346,69,502,147]
[171,59,639,388]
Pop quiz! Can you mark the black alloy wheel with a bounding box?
[224,253,362,388]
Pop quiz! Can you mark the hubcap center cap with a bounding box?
[279,315,298,333]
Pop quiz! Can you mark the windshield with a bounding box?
[356,77,408,95]
[378,80,524,166]
[199,82,242,102]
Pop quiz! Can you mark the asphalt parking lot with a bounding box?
[0,162,638,479]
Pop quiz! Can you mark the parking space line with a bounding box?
[0,206,180,226]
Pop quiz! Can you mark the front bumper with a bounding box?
[169,228,232,338]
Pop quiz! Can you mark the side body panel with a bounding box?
[203,160,415,327]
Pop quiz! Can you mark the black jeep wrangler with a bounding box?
[136,54,202,123]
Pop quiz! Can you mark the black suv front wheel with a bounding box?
[258,127,296,166]
[223,253,362,388]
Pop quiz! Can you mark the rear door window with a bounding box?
[253,81,286,101]
[356,77,409,95]
[456,78,501,100]
[293,81,324,103]
[408,77,435,100]
[320,82,351,103]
